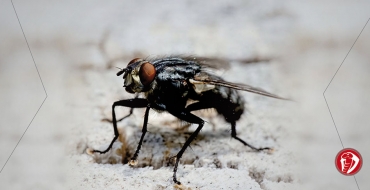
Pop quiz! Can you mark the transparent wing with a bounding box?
[180,55,272,69]
[150,55,271,71]
[179,56,231,70]
[193,72,288,100]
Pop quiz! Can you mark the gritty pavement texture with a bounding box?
[1,1,370,190]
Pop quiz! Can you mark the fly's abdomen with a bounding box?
[202,86,245,123]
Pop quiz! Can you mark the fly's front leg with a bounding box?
[102,94,139,123]
[102,107,133,123]
[168,110,205,185]
[92,98,148,154]
[129,105,150,166]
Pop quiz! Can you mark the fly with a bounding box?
[90,56,287,185]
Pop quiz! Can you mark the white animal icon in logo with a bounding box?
[340,152,359,174]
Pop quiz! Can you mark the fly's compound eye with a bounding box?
[139,62,156,86]
[128,58,142,66]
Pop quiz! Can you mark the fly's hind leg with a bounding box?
[230,121,270,151]
[185,101,213,112]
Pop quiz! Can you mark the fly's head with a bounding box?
[117,58,156,93]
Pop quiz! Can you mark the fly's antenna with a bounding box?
[116,67,126,76]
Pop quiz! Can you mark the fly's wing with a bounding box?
[152,55,271,72]
[179,56,272,69]
[192,72,288,100]
[179,56,230,70]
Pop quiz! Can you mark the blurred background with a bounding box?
[0,0,370,189]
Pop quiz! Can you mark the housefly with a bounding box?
[91,56,287,185]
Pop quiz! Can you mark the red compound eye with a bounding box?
[127,58,142,66]
[139,62,156,86]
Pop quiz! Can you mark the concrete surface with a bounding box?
[0,0,370,189]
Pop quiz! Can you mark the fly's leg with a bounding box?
[92,98,148,154]
[102,94,139,123]
[187,102,270,151]
[168,110,205,185]
[185,101,213,112]
[129,106,150,166]
[231,121,270,151]
[102,107,133,123]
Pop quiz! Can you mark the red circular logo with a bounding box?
[335,148,362,176]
